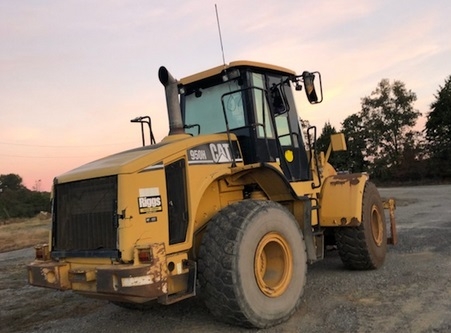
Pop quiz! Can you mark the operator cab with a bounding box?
[179,61,322,182]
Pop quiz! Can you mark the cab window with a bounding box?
[183,80,245,135]
[251,73,274,139]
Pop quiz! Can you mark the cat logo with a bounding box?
[187,141,242,165]
[210,143,232,163]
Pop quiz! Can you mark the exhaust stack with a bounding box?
[158,66,184,135]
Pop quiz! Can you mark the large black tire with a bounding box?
[335,181,387,270]
[198,200,307,328]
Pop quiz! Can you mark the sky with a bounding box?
[1,0,450,191]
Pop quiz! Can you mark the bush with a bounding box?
[0,174,51,219]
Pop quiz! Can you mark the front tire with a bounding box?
[335,181,387,270]
[198,200,307,328]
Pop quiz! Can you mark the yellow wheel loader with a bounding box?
[27,61,396,328]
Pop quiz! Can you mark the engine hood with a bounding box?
[55,133,239,184]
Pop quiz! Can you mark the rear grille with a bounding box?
[52,176,119,258]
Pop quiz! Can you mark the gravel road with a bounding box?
[1,185,450,333]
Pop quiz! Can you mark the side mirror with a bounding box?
[302,71,323,104]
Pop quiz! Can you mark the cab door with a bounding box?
[266,74,311,181]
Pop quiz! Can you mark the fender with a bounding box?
[319,173,369,227]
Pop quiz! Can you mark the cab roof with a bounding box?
[179,60,296,85]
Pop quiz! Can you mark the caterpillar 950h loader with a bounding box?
[27,61,396,328]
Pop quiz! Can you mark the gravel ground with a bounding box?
[1,185,450,333]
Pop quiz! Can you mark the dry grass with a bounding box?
[0,216,50,253]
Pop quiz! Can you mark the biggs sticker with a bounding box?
[138,187,163,214]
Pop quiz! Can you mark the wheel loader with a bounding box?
[27,60,396,328]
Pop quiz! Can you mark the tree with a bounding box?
[392,131,427,181]
[316,121,336,153]
[341,114,368,173]
[425,75,451,179]
[0,174,25,192]
[299,118,313,148]
[344,79,421,180]
[0,174,50,219]
[316,121,348,171]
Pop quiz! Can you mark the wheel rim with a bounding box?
[370,204,384,246]
[254,232,293,297]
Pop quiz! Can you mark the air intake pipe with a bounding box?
[158,66,184,135]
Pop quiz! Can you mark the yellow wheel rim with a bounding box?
[370,204,384,246]
[254,232,293,297]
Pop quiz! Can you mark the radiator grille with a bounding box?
[52,176,118,257]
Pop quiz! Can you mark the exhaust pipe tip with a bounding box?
[158,66,184,135]
[158,66,171,86]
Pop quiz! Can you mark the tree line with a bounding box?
[315,74,451,184]
[0,174,50,220]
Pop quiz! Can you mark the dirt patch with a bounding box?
[0,216,50,253]
[1,185,451,333]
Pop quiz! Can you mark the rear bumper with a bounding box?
[27,261,71,290]
[96,264,167,297]
[27,243,168,301]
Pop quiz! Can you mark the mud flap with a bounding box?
[158,260,197,305]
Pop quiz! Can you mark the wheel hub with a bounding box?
[254,232,292,297]
[370,204,384,246]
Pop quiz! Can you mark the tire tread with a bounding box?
[335,182,386,270]
[198,200,305,328]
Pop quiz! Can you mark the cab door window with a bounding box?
[251,73,274,139]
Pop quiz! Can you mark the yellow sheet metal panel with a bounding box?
[330,133,347,151]
[179,60,296,85]
[117,169,168,262]
[192,181,221,233]
[55,133,235,184]
[106,133,245,260]
[319,173,369,227]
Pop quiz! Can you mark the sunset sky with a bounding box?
[1,0,451,191]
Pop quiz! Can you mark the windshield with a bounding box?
[183,79,245,136]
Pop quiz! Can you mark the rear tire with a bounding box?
[198,200,307,328]
[335,181,387,270]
